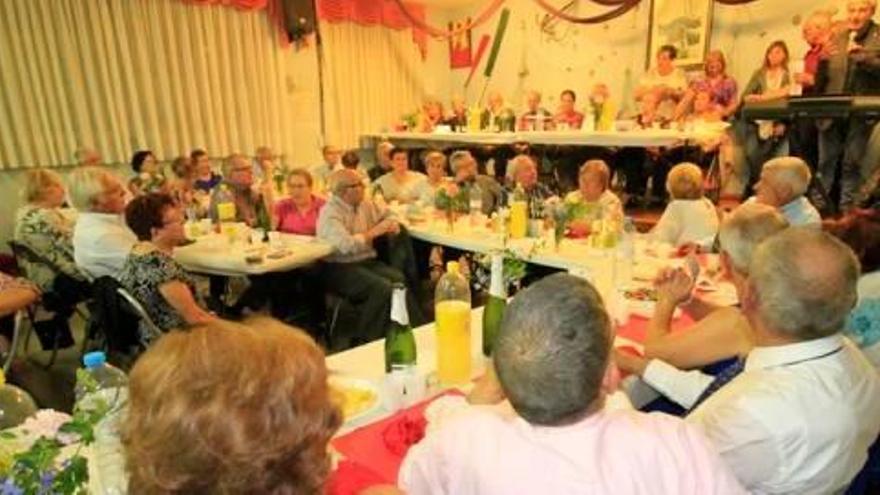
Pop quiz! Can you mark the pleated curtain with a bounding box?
[0,0,298,169]
[319,20,428,149]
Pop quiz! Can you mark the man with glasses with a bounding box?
[317,169,409,346]
[209,153,275,228]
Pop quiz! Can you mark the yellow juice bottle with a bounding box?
[509,183,528,239]
[435,261,472,385]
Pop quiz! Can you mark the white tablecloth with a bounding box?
[173,233,333,276]
[362,126,726,150]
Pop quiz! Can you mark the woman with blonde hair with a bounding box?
[652,163,720,248]
[14,169,85,292]
[122,318,341,494]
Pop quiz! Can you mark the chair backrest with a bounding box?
[8,240,59,277]
[116,287,164,344]
[88,276,142,354]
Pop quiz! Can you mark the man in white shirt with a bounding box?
[747,156,822,227]
[69,167,136,280]
[399,274,746,495]
[619,228,880,494]
[311,144,342,193]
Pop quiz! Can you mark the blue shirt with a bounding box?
[779,196,821,227]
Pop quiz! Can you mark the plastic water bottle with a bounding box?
[616,217,636,289]
[469,183,483,222]
[0,369,37,429]
[76,351,129,494]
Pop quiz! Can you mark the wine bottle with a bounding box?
[385,284,416,373]
[482,253,507,357]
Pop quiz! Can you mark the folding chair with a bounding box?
[2,310,31,374]
[116,287,163,345]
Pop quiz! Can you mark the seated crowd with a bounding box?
[0,2,878,493]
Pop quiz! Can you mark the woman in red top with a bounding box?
[273,169,326,235]
[553,89,584,130]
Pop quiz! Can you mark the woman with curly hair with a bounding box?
[122,317,342,494]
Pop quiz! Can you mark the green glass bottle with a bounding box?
[482,253,507,357]
[385,284,417,373]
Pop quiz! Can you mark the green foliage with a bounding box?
[0,369,122,494]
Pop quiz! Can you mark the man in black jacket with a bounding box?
[816,0,880,211]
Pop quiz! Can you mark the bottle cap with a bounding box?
[446,261,460,274]
[83,351,107,369]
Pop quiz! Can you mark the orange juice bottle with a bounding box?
[435,261,472,385]
[509,184,528,239]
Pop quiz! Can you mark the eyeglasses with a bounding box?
[342,182,365,190]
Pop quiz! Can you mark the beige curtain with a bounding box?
[320,21,428,149]
[0,0,305,169]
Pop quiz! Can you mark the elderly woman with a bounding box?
[750,156,821,227]
[122,318,341,494]
[652,163,720,249]
[564,160,624,237]
[118,193,215,345]
[168,156,207,219]
[676,50,738,120]
[417,151,452,205]
[14,169,86,293]
[417,96,445,132]
[274,169,326,236]
[373,147,428,204]
[70,167,137,280]
[128,150,167,196]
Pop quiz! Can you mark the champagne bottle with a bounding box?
[385,284,416,373]
[482,253,507,357]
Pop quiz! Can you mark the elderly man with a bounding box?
[620,229,880,493]
[790,12,833,172]
[399,274,746,494]
[748,156,821,227]
[481,90,515,132]
[317,169,407,344]
[74,148,102,167]
[450,150,503,215]
[209,153,274,229]
[311,144,342,193]
[504,154,556,218]
[70,167,137,279]
[817,0,880,211]
[517,90,552,131]
[369,140,395,183]
[619,203,790,415]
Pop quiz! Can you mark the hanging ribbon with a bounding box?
[531,0,641,24]
[391,0,506,39]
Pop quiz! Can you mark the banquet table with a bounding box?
[361,126,727,150]
[172,232,333,277]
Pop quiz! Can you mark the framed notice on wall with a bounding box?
[647,0,714,68]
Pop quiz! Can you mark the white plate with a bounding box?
[328,376,382,423]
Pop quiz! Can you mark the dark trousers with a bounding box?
[819,118,877,210]
[321,259,404,345]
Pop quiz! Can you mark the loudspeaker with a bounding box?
[279,0,317,42]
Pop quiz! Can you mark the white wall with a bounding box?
[441,0,854,113]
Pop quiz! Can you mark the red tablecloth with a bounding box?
[327,314,694,492]
[328,390,464,493]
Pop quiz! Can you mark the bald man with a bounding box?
[517,90,552,131]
